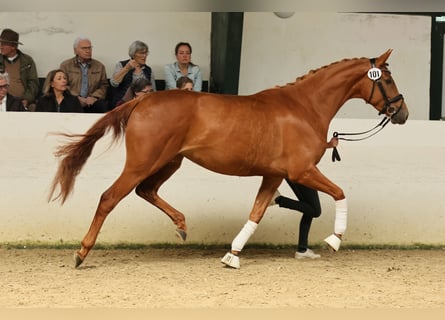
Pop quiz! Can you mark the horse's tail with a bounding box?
[48,100,139,204]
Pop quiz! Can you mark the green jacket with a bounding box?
[0,50,40,103]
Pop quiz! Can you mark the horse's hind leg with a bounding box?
[75,171,141,268]
[135,155,188,240]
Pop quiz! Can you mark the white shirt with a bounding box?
[0,95,7,112]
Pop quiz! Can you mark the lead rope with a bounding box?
[331,117,390,162]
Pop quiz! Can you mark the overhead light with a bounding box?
[274,12,295,19]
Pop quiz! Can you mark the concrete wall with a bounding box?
[1,113,444,246]
[239,12,431,120]
[1,11,441,246]
[0,12,212,85]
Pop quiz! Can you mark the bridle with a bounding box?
[331,58,405,162]
[366,58,404,118]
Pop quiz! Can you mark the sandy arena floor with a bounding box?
[0,246,444,310]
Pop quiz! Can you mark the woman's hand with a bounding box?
[327,137,339,149]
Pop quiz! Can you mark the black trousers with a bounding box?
[83,99,108,113]
[275,179,321,252]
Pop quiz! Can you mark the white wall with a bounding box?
[239,12,431,120]
[0,12,211,83]
[1,12,442,247]
[1,12,432,119]
[1,113,444,246]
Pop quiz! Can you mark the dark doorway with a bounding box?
[209,12,244,94]
[430,15,445,120]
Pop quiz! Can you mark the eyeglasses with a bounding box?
[137,89,153,94]
[135,51,149,56]
[80,46,93,50]
[0,84,9,90]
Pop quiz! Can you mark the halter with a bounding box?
[331,58,405,162]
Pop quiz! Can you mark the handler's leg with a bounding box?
[288,166,347,252]
[274,179,321,217]
[276,180,322,258]
[294,215,320,259]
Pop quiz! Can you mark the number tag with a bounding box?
[368,67,382,80]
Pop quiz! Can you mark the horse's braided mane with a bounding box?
[275,56,366,88]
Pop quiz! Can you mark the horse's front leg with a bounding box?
[294,166,347,252]
[221,176,283,269]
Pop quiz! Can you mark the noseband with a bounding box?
[366,58,404,117]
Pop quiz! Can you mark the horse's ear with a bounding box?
[376,49,393,64]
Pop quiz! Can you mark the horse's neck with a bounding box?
[300,59,368,124]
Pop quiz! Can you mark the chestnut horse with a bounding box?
[49,49,408,268]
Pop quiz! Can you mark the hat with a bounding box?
[0,29,23,45]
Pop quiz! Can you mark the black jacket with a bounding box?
[4,93,27,111]
[36,91,83,113]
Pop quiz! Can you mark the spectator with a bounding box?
[60,36,109,113]
[0,28,39,111]
[116,77,153,106]
[35,69,83,113]
[164,42,202,91]
[109,40,156,109]
[176,76,193,91]
[0,72,26,112]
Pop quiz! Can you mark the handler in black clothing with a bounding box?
[269,136,339,259]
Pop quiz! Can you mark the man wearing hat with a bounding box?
[0,28,39,110]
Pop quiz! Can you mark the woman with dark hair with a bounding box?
[164,42,202,91]
[116,77,153,106]
[176,76,193,91]
[35,69,83,113]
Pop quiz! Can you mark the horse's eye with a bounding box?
[385,79,393,85]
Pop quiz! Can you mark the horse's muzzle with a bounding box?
[390,103,409,124]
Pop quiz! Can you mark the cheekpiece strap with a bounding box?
[367,58,382,81]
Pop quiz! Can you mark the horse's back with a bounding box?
[124,89,324,177]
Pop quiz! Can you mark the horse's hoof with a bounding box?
[221,252,240,269]
[73,252,84,268]
[324,234,342,252]
[175,229,187,242]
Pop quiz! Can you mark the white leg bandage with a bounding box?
[334,198,348,235]
[231,220,258,252]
